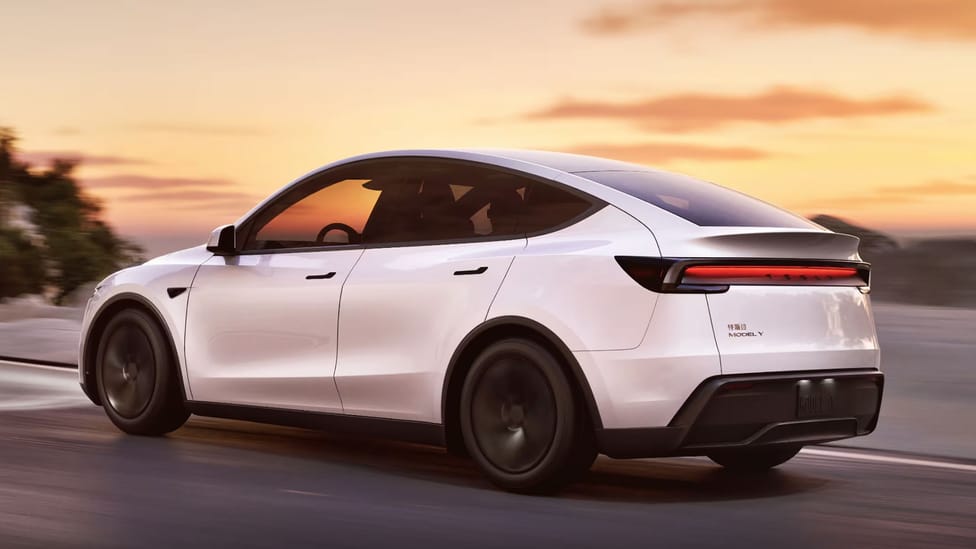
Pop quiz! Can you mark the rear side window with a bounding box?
[362,162,532,244]
[581,171,813,228]
[520,182,595,234]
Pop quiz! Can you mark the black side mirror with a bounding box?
[206,224,237,255]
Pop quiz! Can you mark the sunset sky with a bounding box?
[3,0,974,255]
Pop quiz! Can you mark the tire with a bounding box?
[95,308,189,436]
[707,444,802,472]
[460,338,595,494]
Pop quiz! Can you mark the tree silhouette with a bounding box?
[0,128,142,303]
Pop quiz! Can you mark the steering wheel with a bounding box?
[316,222,362,244]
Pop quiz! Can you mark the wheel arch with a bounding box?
[81,292,187,406]
[441,316,603,454]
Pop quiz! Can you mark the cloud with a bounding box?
[794,193,917,209]
[561,141,768,163]
[81,174,259,211]
[113,189,260,211]
[115,189,256,202]
[878,178,976,195]
[128,123,268,136]
[582,0,976,41]
[18,150,149,167]
[82,174,236,190]
[795,176,976,209]
[523,87,931,132]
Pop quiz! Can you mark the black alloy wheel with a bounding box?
[95,308,189,435]
[460,338,595,493]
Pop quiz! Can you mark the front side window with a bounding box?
[245,174,383,250]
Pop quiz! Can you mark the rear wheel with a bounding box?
[707,444,802,472]
[95,308,189,436]
[460,338,595,494]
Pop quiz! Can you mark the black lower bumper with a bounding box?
[596,369,884,459]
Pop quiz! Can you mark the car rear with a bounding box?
[578,169,883,457]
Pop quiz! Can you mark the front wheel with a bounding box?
[95,308,189,436]
[460,338,595,494]
[707,444,802,472]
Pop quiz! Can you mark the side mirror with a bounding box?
[206,224,237,255]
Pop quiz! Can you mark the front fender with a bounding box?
[79,246,212,403]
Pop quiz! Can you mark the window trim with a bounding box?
[234,156,607,256]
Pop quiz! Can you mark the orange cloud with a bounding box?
[795,177,976,208]
[18,150,149,167]
[113,189,259,211]
[128,123,268,136]
[560,141,768,163]
[81,175,257,212]
[524,87,930,132]
[82,174,236,190]
[582,0,976,41]
[878,178,976,195]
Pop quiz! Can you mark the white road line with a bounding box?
[281,489,332,497]
[802,447,976,473]
[0,360,77,373]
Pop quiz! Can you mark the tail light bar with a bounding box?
[616,257,870,294]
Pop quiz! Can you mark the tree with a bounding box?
[0,128,143,303]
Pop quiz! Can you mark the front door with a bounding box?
[184,171,383,412]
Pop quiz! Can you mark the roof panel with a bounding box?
[457,148,653,173]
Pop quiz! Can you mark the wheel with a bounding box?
[707,444,802,472]
[460,338,595,494]
[95,308,189,436]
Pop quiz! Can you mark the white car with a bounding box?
[79,149,883,493]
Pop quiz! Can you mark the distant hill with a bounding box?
[810,215,899,258]
[811,214,976,308]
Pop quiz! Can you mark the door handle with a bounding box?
[454,266,488,276]
[306,272,336,280]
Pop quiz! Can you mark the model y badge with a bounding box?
[728,323,763,338]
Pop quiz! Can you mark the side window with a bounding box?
[363,163,531,245]
[519,181,594,234]
[241,161,598,251]
[244,175,383,250]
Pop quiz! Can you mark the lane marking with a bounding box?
[281,489,332,497]
[802,447,976,473]
[0,359,78,372]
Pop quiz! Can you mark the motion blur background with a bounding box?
[0,2,974,546]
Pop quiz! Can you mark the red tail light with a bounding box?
[682,265,861,285]
[615,257,870,293]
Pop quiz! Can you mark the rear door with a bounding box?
[335,160,530,422]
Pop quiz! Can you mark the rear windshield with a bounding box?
[581,170,813,228]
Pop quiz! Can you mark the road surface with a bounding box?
[1,361,973,548]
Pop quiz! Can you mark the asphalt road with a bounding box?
[4,301,975,458]
[1,362,974,548]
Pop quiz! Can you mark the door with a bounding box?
[335,160,533,422]
[184,170,384,412]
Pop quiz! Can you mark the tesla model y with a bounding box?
[79,149,883,493]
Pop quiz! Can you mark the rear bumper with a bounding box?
[596,368,883,458]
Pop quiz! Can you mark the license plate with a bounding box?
[797,380,836,418]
